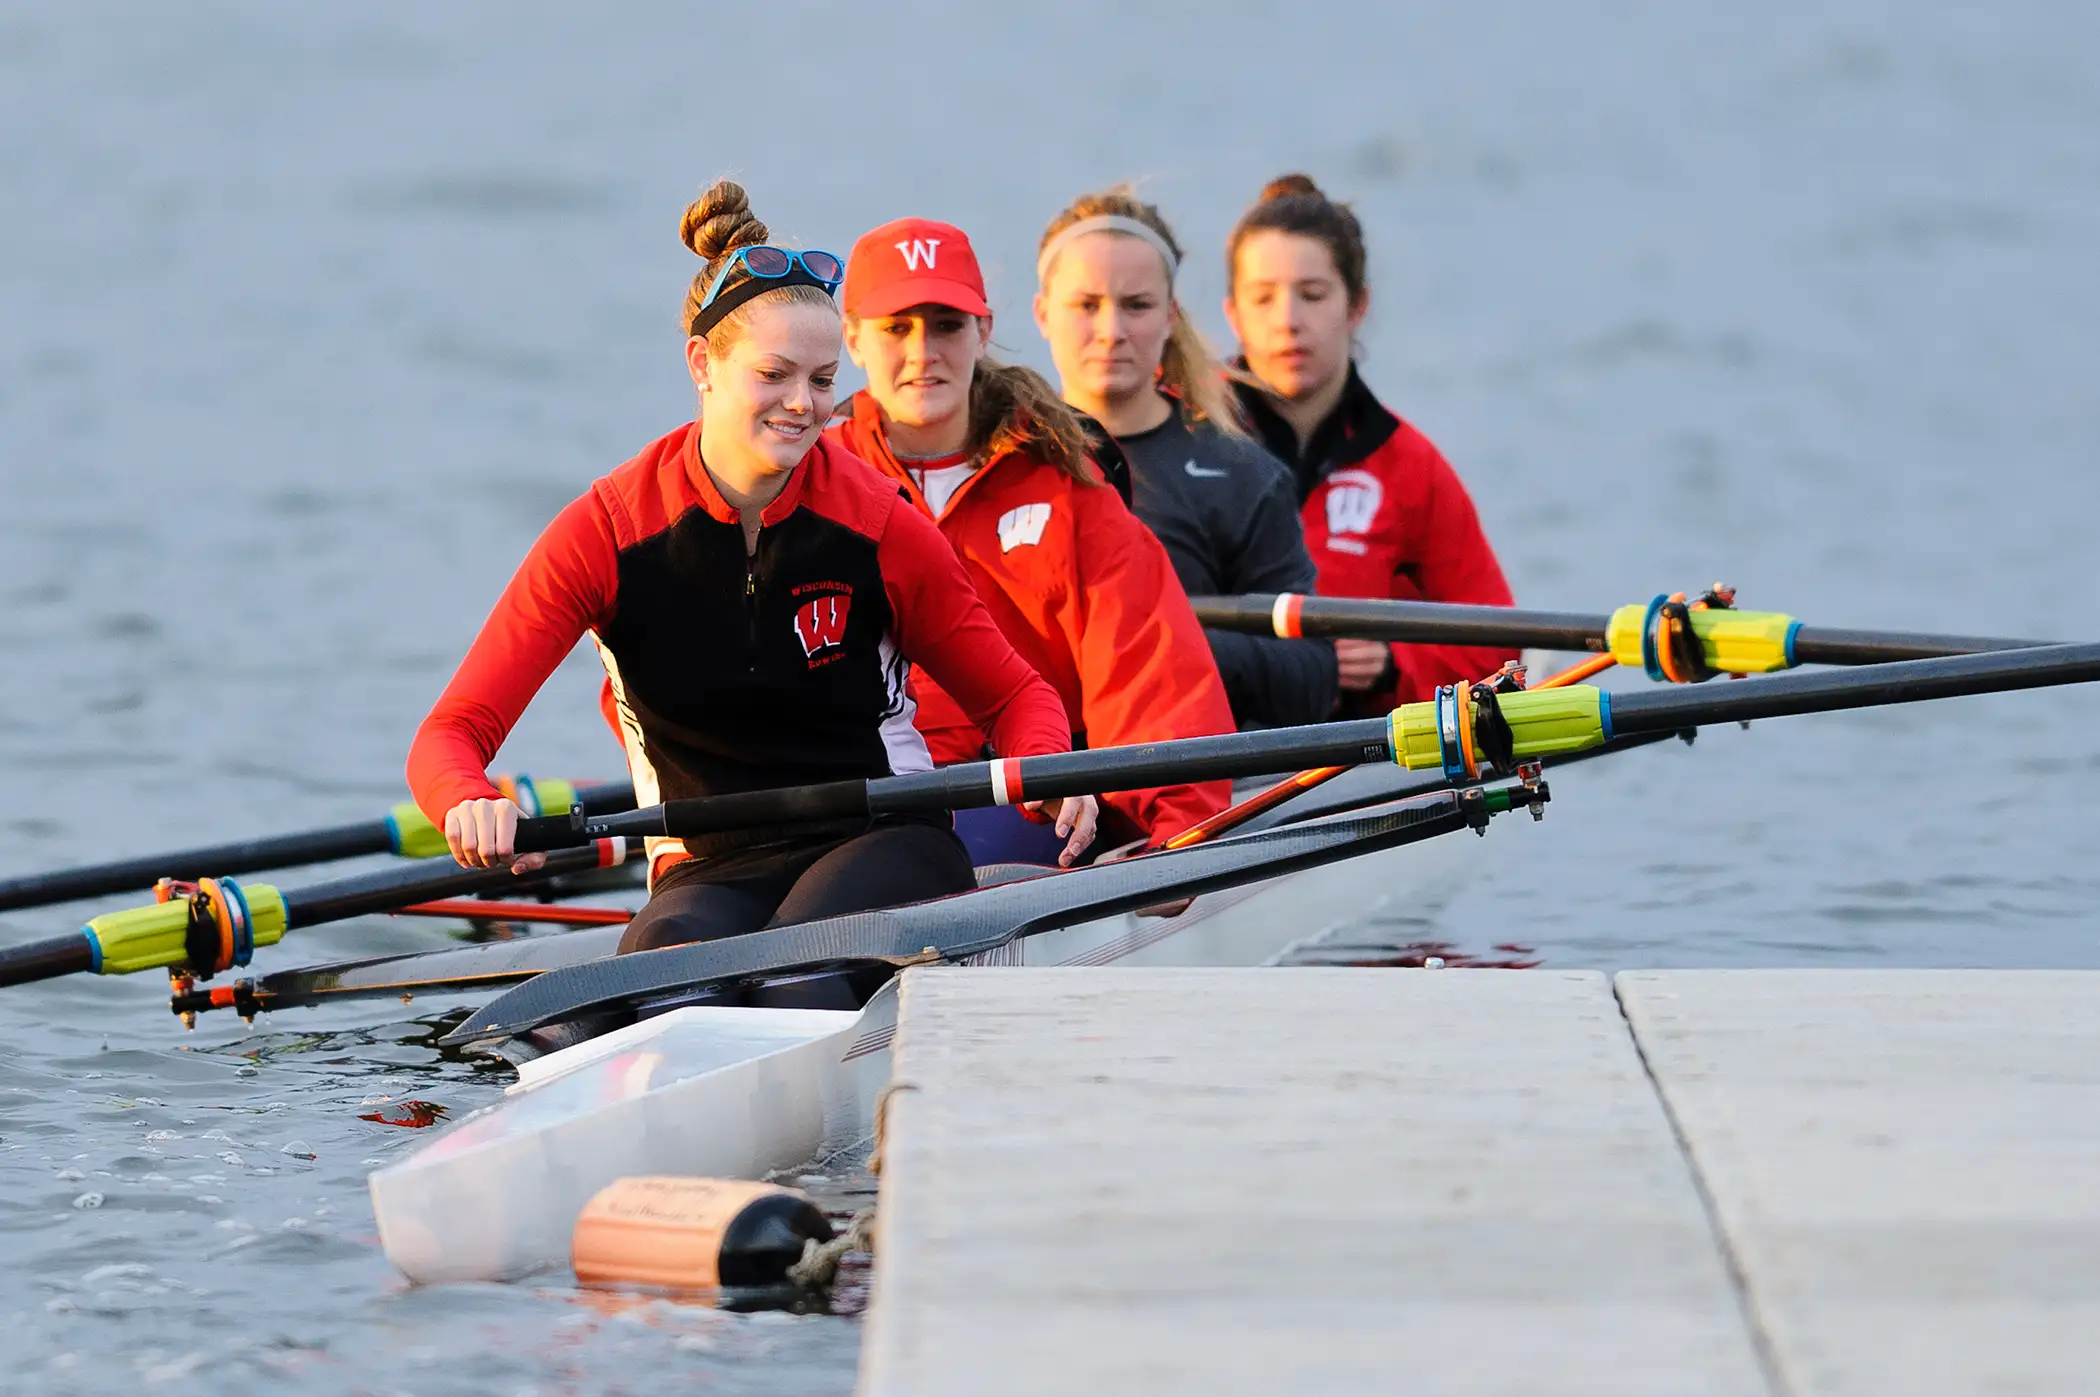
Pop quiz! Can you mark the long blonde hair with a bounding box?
[679,180,836,357]
[1037,185,1247,436]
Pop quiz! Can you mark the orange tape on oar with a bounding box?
[154,875,256,978]
[1643,585,1736,684]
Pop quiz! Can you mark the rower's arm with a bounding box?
[406,493,620,824]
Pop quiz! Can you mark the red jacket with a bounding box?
[409,423,1071,868]
[828,395,1233,845]
[1237,369,1516,706]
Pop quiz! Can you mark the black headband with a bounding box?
[690,265,836,338]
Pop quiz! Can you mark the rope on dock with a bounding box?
[790,1207,876,1290]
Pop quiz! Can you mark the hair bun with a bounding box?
[1257,173,1324,204]
[680,179,770,264]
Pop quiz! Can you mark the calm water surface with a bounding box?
[3,3,2097,1391]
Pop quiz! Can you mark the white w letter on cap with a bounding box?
[895,238,942,272]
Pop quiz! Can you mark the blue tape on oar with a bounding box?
[222,877,255,968]
[1639,593,1669,683]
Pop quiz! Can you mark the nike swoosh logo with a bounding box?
[1183,459,1229,479]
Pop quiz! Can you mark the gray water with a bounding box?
[4,2,2098,1391]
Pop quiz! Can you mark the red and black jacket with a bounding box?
[827,395,1235,846]
[407,423,1071,868]
[1235,368,1517,707]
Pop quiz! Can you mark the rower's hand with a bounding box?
[443,797,548,874]
[1024,794,1099,867]
[1335,638,1394,693]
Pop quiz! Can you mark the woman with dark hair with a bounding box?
[1224,174,1516,711]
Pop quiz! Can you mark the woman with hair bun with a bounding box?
[1034,186,1340,731]
[405,181,1085,991]
[828,217,1234,862]
[1225,174,1516,711]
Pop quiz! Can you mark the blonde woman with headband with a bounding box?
[1034,187,1339,730]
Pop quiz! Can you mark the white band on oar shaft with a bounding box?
[1036,215,1180,284]
[988,758,1025,807]
[1272,593,1304,639]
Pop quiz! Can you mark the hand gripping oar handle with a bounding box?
[1190,594,2045,672]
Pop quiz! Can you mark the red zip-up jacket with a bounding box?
[828,395,1233,845]
[1236,368,1517,707]
[408,422,1071,868]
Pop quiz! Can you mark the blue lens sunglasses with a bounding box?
[698,246,845,310]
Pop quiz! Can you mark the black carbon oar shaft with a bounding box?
[0,781,637,914]
[280,843,631,928]
[1607,642,2100,733]
[515,722,1397,850]
[1194,594,1609,650]
[1187,594,2043,665]
[0,841,636,991]
[0,823,387,914]
[1787,627,2035,665]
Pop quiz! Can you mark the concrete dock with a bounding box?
[858,968,2100,1396]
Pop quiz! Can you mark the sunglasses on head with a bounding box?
[699,246,845,310]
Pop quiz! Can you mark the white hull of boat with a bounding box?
[371,815,1480,1284]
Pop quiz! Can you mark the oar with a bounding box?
[1190,593,2046,673]
[0,837,639,998]
[167,737,1675,1026]
[510,642,2100,855]
[444,781,1540,1046]
[0,777,636,914]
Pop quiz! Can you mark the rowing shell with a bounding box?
[370,777,1488,1285]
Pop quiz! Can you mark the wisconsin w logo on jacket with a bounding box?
[997,502,1051,552]
[1322,468,1384,556]
[794,593,851,658]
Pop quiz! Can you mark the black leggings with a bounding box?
[617,820,974,973]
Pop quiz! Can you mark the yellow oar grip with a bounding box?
[1389,686,1610,772]
[387,775,582,858]
[85,884,287,976]
[1605,603,1798,675]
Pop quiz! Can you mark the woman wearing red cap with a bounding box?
[1033,186,1340,732]
[1225,175,1516,710]
[405,181,1082,990]
[826,216,1234,862]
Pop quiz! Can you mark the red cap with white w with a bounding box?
[842,217,992,319]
